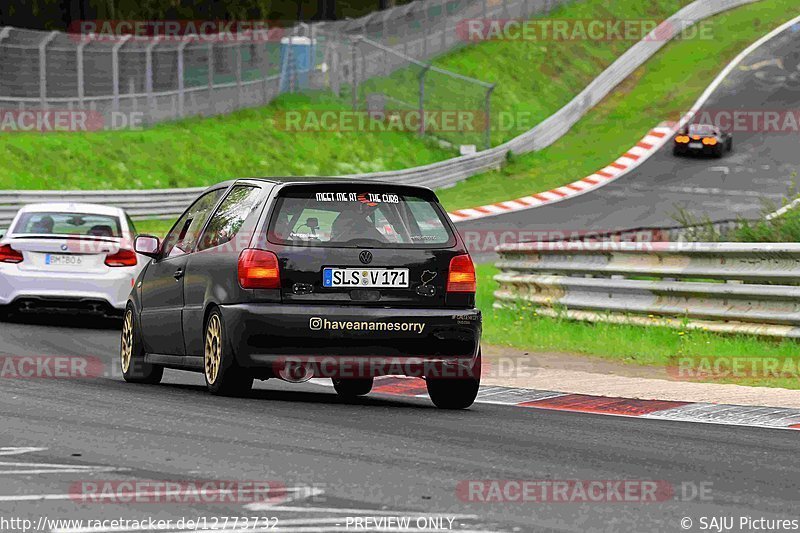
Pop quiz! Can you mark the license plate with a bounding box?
[323,268,409,288]
[46,254,82,266]
[689,142,703,149]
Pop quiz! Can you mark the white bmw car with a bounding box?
[0,203,146,316]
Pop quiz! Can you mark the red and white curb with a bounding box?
[327,377,800,432]
[447,123,676,224]
[445,14,800,225]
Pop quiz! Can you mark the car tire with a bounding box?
[672,147,682,157]
[204,309,253,396]
[713,145,724,158]
[332,378,374,398]
[121,305,163,384]
[426,350,481,410]
[727,138,733,152]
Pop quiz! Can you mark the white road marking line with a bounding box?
[0,447,48,456]
[244,504,477,517]
[0,468,124,475]
[709,166,730,175]
[0,461,126,475]
[0,486,309,503]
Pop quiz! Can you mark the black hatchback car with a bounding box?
[121,178,482,409]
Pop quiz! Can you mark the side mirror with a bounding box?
[134,235,160,258]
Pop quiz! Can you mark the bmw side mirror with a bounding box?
[134,235,160,258]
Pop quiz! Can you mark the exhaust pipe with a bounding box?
[277,362,314,383]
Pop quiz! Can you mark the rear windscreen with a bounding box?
[688,124,715,136]
[12,212,122,237]
[267,188,456,248]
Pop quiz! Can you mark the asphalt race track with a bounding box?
[0,315,797,533]
[457,21,800,240]
[4,17,800,533]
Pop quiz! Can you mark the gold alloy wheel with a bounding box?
[205,314,222,385]
[121,310,133,374]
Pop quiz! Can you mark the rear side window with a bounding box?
[161,189,225,258]
[199,185,262,251]
[267,187,455,248]
[12,212,122,237]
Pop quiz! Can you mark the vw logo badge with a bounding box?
[359,250,373,265]
[60,244,68,251]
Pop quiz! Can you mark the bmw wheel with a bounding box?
[121,305,163,384]
[204,309,253,396]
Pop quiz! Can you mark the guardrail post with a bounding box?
[39,31,58,110]
[112,34,132,112]
[484,83,496,149]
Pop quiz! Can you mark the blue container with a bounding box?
[280,36,316,93]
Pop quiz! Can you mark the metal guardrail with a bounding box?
[494,242,800,338]
[0,0,763,226]
[0,188,205,225]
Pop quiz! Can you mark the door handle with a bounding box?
[173,268,184,280]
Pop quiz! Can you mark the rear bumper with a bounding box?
[0,263,137,311]
[674,143,721,154]
[221,303,481,375]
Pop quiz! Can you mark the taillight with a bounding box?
[447,254,476,293]
[0,244,23,264]
[238,249,281,289]
[105,249,137,267]
[702,137,717,146]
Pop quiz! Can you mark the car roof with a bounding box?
[234,177,434,191]
[16,202,126,217]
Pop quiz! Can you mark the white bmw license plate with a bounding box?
[323,268,409,288]
[689,142,703,149]
[46,254,82,266]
